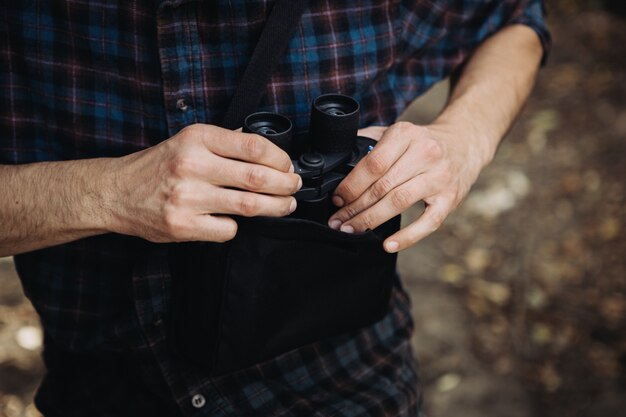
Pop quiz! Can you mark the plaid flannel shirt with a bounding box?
[0,1,550,416]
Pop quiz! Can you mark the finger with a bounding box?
[329,155,429,226]
[190,125,293,173]
[383,200,453,253]
[357,125,387,141]
[337,176,427,233]
[229,131,293,173]
[211,158,302,196]
[188,214,238,243]
[332,131,410,206]
[208,188,297,218]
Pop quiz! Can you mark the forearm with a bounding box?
[433,24,544,167]
[0,159,114,256]
[329,23,545,250]
[0,124,300,256]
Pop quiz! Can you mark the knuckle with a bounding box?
[238,194,259,216]
[421,139,444,160]
[403,234,417,247]
[243,135,265,160]
[371,177,393,200]
[167,182,189,206]
[244,166,267,190]
[393,120,414,133]
[429,211,446,230]
[358,212,375,230]
[162,206,186,238]
[168,155,184,176]
[390,188,413,210]
[179,124,195,137]
[337,181,357,202]
[398,228,419,248]
[169,153,195,177]
[179,123,203,141]
[364,152,389,176]
[342,204,361,220]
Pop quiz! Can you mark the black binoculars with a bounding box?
[243,94,376,224]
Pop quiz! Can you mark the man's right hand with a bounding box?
[106,124,302,243]
[0,124,301,256]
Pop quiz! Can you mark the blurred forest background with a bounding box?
[1,0,625,416]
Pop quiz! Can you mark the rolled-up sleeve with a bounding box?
[401,0,552,85]
[443,0,552,66]
[509,0,552,64]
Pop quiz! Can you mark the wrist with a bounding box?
[82,157,126,235]
[431,109,500,170]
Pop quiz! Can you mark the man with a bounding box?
[0,1,550,416]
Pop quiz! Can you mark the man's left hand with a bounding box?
[328,121,487,253]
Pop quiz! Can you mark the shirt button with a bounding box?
[191,394,206,409]
[176,98,189,112]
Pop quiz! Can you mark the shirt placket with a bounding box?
[133,1,232,416]
[157,0,208,136]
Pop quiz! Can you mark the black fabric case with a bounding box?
[169,215,400,375]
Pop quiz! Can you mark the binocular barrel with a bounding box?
[310,94,360,154]
[243,94,360,155]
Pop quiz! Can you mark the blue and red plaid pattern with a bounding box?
[1,1,549,415]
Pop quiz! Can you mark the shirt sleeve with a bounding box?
[508,0,552,65]
[401,0,552,88]
[446,0,551,66]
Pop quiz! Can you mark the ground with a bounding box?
[1,1,625,416]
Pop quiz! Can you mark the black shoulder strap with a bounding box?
[222,0,310,129]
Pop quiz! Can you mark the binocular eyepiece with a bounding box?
[243,94,360,155]
[243,94,375,223]
[243,112,294,155]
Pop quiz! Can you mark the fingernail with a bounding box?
[385,241,399,253]
[332,195,344,207]
[329,219,342,230]
[289,164,295,173]
[340,224,354,234]
[297,176,303,190]
[289,199,297,213]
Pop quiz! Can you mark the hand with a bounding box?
[105,124,302,243]
[328,121,488,253]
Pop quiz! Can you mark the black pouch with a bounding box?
[169,215,400,375]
